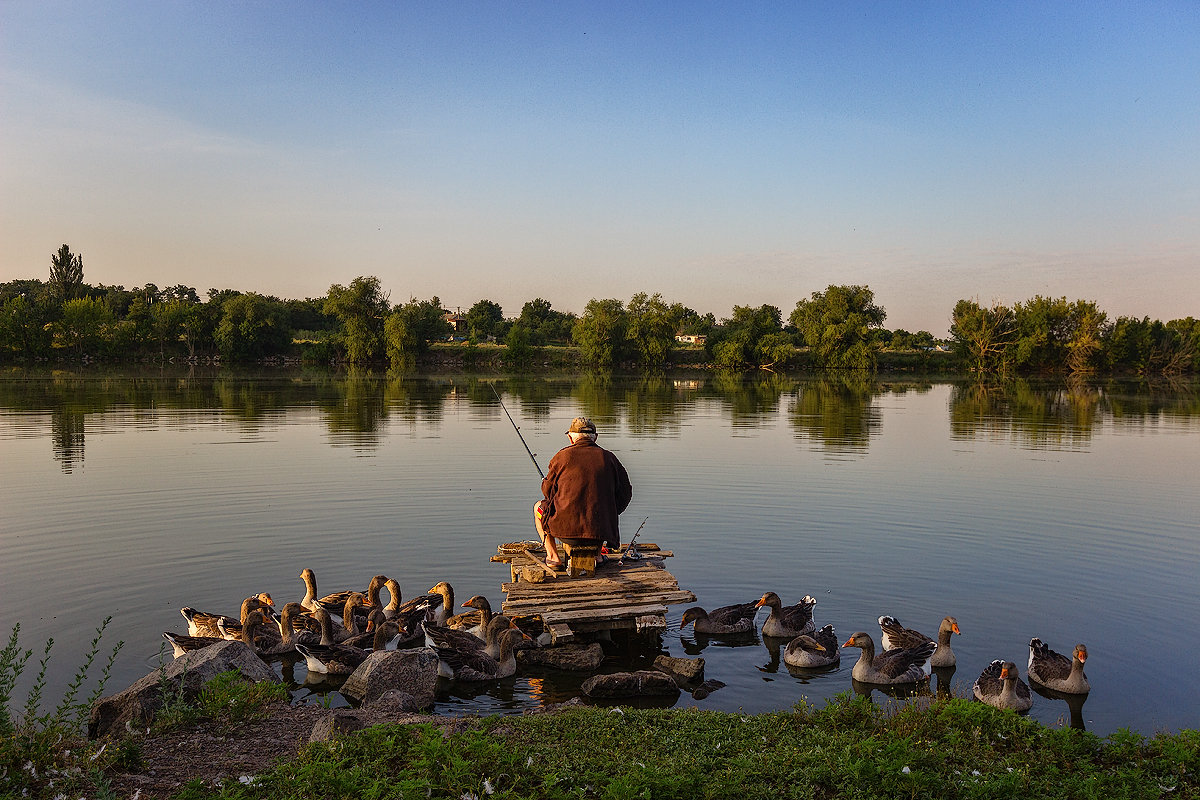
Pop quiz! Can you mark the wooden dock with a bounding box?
[491,542,696,644]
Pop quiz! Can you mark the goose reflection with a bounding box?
[1032,682,1089,730]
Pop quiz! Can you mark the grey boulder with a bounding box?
[338,648,440,711]
[89,640,277,739]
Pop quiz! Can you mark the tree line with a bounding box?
[2,244,1196,375]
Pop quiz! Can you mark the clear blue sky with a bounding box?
[3,2,1197,334]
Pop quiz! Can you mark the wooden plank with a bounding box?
[501,589,696,614]
[547,623,574,645]
[541,603,668,624]
[636,614,667,633]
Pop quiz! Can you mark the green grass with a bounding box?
[162,693,1200,800]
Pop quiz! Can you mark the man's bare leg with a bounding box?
[533,501,563,566]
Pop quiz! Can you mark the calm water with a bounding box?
[2,369,1198,736]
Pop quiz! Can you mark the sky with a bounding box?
[2,2,1198,335]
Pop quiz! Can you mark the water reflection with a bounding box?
[4,370,1198,465]
[789,375,884,453]
[1032,683,1089,730]
[51,407,85,473]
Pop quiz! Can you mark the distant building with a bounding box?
[675,334,707,346]
[443,311,467,334]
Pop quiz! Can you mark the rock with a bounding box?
[690,679,726,700]
[367,688,420,714]
[580,670,681,699]
[339,648,439,710]
[516,643,605,672]
[309,709,372,742]
[653,655,705,682]
[89,640,276,739]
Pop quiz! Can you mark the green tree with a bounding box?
[517,298,576,345]
[49,244,84,302]
[150,299,189,360]
[790,284,886,371]
[626,292,676,369]
[214,293,290,361]
[383,296,451,369]
[1064,300,1108,374]
[503,324,535,367]
[1011,295,1072,372]
[52,296,114,356]
[950,299,1016,373]
[0,294,53,357]
[710,304,789,370]
[324,276,390,364]
[573,298,630,368]
[465,299,504,341]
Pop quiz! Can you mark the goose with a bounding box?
[878,615,961,668]
[344,608,400,650]
[842,631,935,685]
[294,640,371,676]
[447,595,493,638]
[754,592,817,638]
[680,602,759,635]
[782,624,841,668]
[973,660,1033,712]
[217,608,283,655]
[427,581,457,626]
[1028,639,1090,694]
[424,614,520,665]
[181,593,274,638]
[162,630,224,659]
[431,627,526,682]
[278,602,321,650]
[299,569,386,615]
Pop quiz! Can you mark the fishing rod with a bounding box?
[490,382,544,479]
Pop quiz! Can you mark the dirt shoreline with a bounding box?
[107,703,481,799]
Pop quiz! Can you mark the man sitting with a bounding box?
[534,417,633,571]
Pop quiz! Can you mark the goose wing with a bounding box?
[707,602,759,628]
[872,640,936,681]
[973,659,1005,700]
[877,616,933,651]
[1028,638,1072,682]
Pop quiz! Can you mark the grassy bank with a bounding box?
[161,695,1197,800]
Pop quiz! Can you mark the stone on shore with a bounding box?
[338,648,440,710]
[581,670,681,699]
[516,643,605,671]
[653,655,705,683]
[89,640,276,739]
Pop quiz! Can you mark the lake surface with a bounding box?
[2,369,1198,736]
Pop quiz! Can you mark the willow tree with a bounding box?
[790,284,886,371]
[949,299,1016,373]
[573,298,629,368]
[384,296,451,369]
[325,276,390,364]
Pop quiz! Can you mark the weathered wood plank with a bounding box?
[547,623,574,645]
[541,603,668,624]
[501,590,696,614]
[636,614,667,633]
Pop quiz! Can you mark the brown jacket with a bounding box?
[541,438,632,545]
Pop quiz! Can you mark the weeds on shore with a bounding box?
[0,618,125,799]
[170,693,1200,800]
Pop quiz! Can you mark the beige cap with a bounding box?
[567,417,597,434]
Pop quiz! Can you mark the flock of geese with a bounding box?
[681,592,1090,713]
[163,570,1090,714]
[164,569,530,684]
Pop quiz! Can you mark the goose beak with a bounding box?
[841,637,855,648]
[951,622,960,635]
[1000,666,1010,679]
